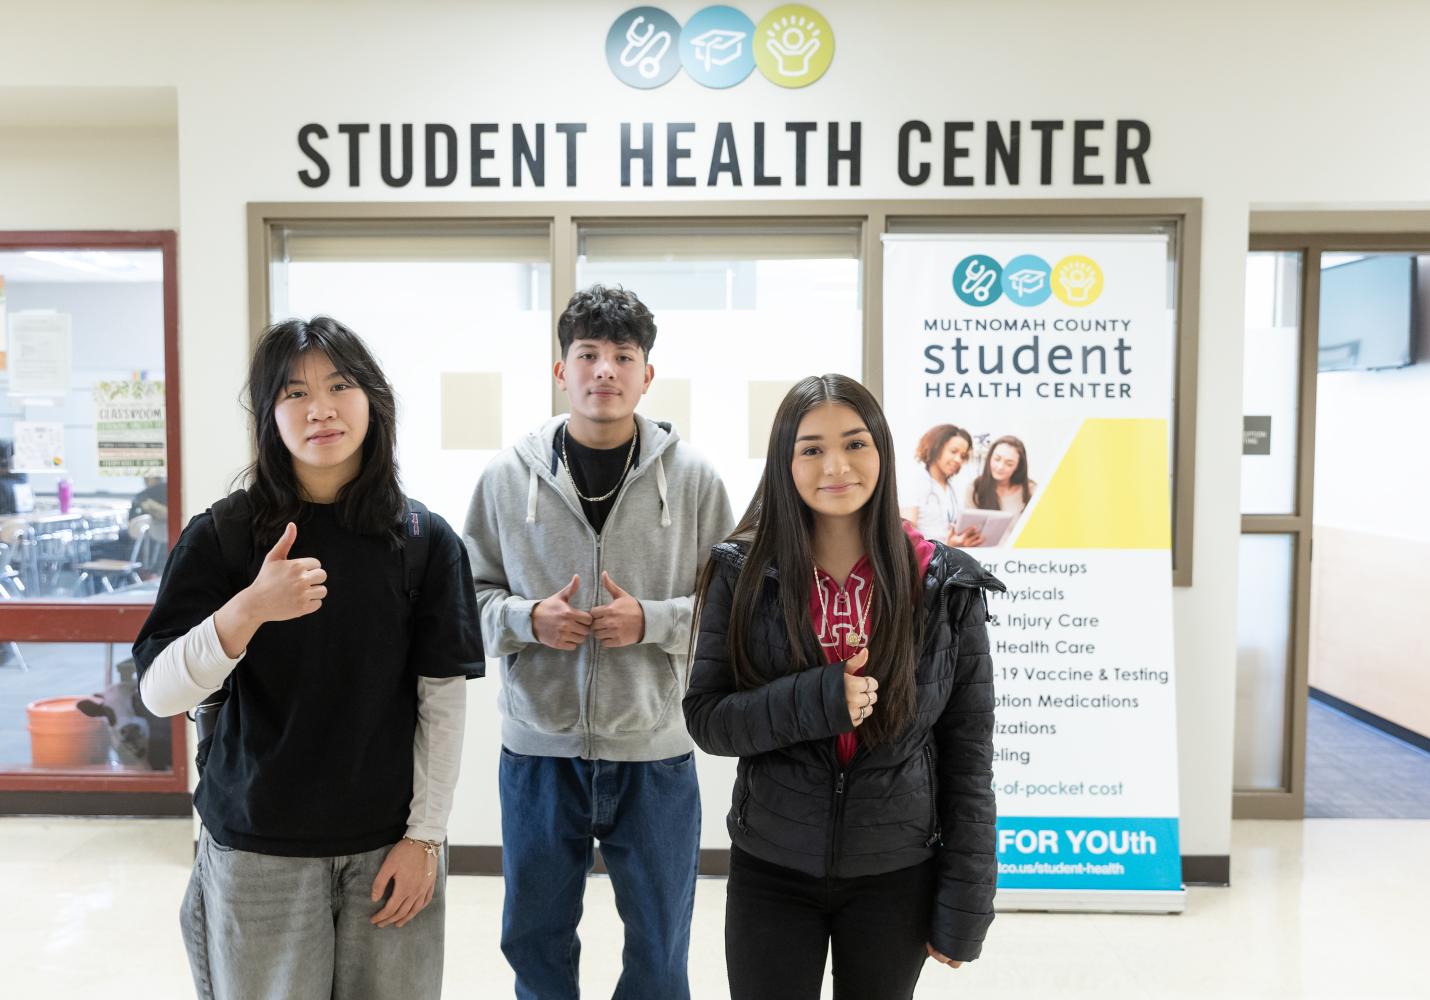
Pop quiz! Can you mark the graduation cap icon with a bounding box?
[1007,268,1048,296]
[689,28,747,71]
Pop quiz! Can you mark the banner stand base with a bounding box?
[994,887,1186,914]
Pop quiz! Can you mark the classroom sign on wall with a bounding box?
[93,379,166,477]
[883,234,1184,912]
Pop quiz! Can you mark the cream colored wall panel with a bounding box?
[747,380,795,459]
[440,372,503,450]
[638,377,691,441]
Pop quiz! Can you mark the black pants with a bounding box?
[725,845,936,1000]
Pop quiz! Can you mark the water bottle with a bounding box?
[57,477,72,514]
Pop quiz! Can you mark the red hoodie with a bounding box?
[810,523,936,768]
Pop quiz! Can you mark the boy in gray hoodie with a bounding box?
[464,285,732,999]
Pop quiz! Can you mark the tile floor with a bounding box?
[1304,697,1430,819]
[3,816,1425,998]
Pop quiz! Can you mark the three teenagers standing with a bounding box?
[685,375,1003,1000]
[134,297,998,1000]
[135,318,484,999]
[463,285,733,999]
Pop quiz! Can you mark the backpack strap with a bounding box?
[401,497,432,604]
[208,489,257,594]
[193,489,255,768]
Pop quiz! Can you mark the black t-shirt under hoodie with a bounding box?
[133,498,483,857]
[556,423,639,534]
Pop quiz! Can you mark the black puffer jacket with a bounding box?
[683,539,1004,962]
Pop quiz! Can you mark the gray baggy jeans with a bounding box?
[180,829,446,1000]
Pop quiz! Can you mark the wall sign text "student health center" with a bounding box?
[606,5,834,90]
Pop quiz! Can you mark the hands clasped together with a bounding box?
[532,571,645,650]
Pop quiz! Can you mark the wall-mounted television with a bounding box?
[1317,253,1417,372]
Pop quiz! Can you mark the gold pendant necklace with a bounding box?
[813,564,872,648]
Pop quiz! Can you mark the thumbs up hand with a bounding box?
[532,574,594,651]
[843,647,877,728]
[212,522,326,658]
[589,571,645,648]
[243,522,328,623]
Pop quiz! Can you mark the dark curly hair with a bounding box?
[556,284,657,359]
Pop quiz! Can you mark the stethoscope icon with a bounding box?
[961,260,998,303]
[620,15,672,80]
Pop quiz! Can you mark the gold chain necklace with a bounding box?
[561,422,638,503]
[813,564,872,648]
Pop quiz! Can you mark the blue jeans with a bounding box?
[499,748,700,1000]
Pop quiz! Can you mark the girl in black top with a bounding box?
[134,317,483,999]
[684,374,1002,1000]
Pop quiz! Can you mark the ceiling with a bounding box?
[0,250,163,284]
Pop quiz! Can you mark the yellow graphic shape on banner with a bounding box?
[1051,255,1104,307]
[1014,418,1170,550]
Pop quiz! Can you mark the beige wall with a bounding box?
[0,125,178,231]
[1309,526,1430,737]
[1310,310,1430,737]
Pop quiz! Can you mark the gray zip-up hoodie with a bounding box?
[464,413,733,761]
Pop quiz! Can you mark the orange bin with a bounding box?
[27,697,111,768]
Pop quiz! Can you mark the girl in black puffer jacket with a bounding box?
[684,374,1004,1000]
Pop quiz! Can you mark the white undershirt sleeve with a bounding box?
[138,615,246,718]
[406,675,468,843]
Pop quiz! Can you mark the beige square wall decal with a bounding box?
[748,380,796,459]
[441,372,502,450]
[638,379,692,441]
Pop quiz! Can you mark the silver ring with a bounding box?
[861,705,871,719]
[863,691,871,708]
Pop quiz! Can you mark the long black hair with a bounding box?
[242,317,403,545]
[694,374,922,747]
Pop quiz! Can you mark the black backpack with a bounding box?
[190,490,431,773]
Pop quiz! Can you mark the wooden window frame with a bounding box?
[0,230,186,795]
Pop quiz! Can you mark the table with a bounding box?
[0,507,140,597]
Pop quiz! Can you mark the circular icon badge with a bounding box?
[1001,254,1053,307]
[607,7,683,89]
[953,255,1003,307]
[1051,255,1105,307]
[680,6,757,88]
[754,5,834,88]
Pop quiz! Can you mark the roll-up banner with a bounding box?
[883,234,1184,913]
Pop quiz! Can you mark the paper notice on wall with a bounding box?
[94,379,167,476]
[883,234,1183,913]
[7,311,72,396]
[13,421,65,472]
